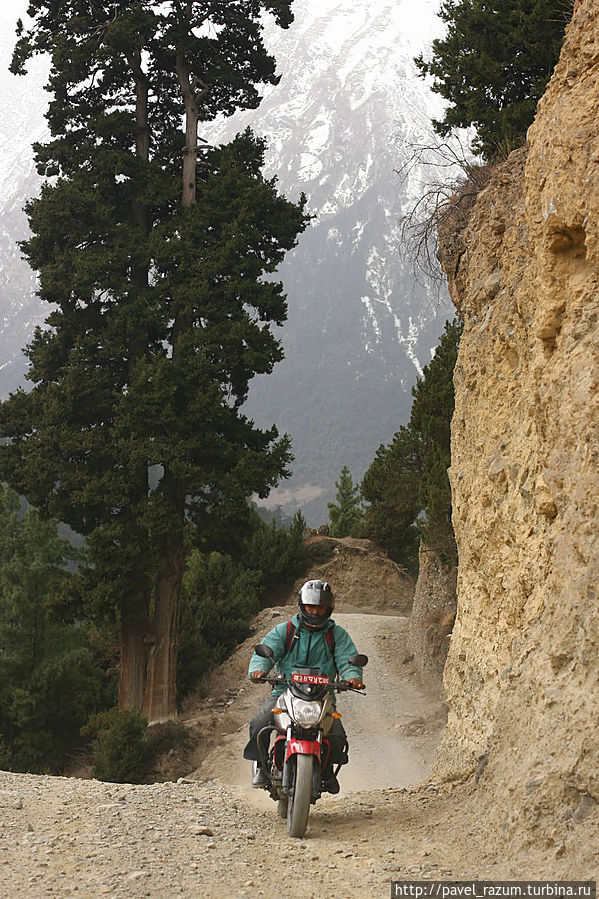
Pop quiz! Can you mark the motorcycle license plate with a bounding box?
[291,672,330,685]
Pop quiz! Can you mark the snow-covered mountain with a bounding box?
[0,0,451,523]
[206,0,452,520]
[0,5,50,394]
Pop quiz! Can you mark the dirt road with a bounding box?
[194,612,446,795]
[1,609,593,897]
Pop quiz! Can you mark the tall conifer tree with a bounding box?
[360,319,462,573]
[415,0,573,157]
[328,465,362,538]
[1,0,308,720]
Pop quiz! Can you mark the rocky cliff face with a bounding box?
[435,0,599,848]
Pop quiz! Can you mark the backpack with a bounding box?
[284,620,337,670]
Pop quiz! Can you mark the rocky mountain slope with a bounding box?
[0,0,453,523]
[203,0,455,521]
[435,0,599,853]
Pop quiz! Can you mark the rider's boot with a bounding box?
[322,771,340,794]
[252,762,267,788]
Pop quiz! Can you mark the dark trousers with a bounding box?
[243,695,348,774]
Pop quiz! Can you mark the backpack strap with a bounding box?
[325,627,335,656]
[326,626,337,673]
[284,620,337,671]
[285,620,299,653]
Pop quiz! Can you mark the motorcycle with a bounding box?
[251,642,368,838]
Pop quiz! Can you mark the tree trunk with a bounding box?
[136,9,204,720]
[117,49,153,715]
[176,49,200,208]
[142,547,184,723]
[119,609,149,712]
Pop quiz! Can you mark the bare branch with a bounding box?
[398,138,493,289]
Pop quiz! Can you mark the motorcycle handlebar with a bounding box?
[251,675,365,693]
[336,681,366,693]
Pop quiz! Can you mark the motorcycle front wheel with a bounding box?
[287,754,312,838]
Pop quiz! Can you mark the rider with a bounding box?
[243,579,364,793]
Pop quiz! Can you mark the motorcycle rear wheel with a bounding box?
[287,754,312,838]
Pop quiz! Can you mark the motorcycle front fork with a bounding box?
[258,725,344,800]
[281,730,324,799]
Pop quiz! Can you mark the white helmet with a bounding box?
[298,579,334,628]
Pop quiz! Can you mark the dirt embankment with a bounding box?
[302,535,415,614]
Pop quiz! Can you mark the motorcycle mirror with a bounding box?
[347,653,368,667]
[254,643,275,659]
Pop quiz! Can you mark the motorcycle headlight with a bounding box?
[292,699,322,727]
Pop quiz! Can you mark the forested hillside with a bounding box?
[359,318,461,576]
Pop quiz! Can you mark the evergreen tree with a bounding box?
[328,465,363,537]
[410,318,462,561]
[359,318,462,573]
[0,486,110,772]
[1,0,307,721]
[360,427,422,573]
[415,0,573,158]
[177,508,307,699]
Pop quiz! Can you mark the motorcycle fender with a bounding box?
[285,738,321,763]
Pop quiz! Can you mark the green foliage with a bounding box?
[83,709,192,782]
[415,0,573,158]
[0,485,112,773]
[178,550,263,697]
[411,330,460,559]
[178,509,307,699]
[145,720,193,757]
[327,465,363,537]
[0,129,308,616]
[359,318,462,574]
[242,507,307,590]
[360,427,422,573]
[83,708,154,783]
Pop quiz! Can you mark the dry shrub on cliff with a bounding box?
[399,140,494,287]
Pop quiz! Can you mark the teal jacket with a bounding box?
[248,613,363,700]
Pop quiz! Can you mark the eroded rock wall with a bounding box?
[408,544,457,681]
[434,0,599,843]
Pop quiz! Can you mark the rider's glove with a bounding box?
[346,678,364,689]
[251,670,268,682]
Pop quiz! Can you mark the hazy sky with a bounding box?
[2,0,27,26]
